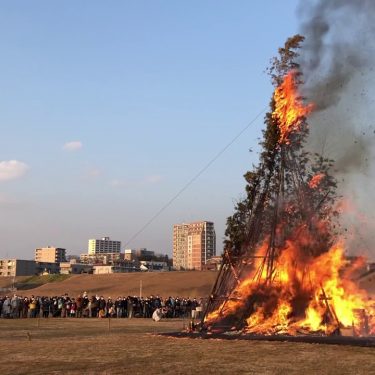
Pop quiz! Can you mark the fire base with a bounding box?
[159,331,375,347]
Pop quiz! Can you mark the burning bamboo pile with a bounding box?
[201,37,375,337]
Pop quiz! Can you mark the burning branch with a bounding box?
[202,35,374,337]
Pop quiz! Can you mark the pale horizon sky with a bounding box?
[0,1,301,259]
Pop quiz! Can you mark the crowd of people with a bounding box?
[0,293,204,320]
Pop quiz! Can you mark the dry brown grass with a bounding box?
[0,276,29,289]
[15,271,218,298]
[0,318,374,375]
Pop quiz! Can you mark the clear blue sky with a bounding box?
[0,0,300,258]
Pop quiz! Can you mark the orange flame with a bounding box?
[309,173,325,189]
[205,240,269,323]
[205,230,374,336]
[204,69,374,337]
[272,70,313,144]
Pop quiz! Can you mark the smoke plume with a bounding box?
[297,0,375,258]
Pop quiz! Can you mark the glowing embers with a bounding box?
[272,70,314,144]
[309,173,325,189]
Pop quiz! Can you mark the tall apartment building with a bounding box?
[88,237,121,255]
[173,223,190,269]
[35,247,66,263]
[173,221,216,270]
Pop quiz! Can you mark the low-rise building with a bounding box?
[139,260,168,272]
[80,252,124,265]
[37,261,60,275]
[135,248,155,259]
[202,255,222,271]
[60,260,93,274]
[124,248,155,261]
[0,259,60,276]
[93,263,139,274]
[0,259,36,277]
[124,249,136,261]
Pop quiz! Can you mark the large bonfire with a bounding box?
[203,36,375,336]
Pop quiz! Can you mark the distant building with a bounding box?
[35,247,66,263]
[173,221,216,270]
[139,260,168,272]
[88,237,121,255]
[80,252,124,265]
[173,223,190,269]
[124,248,155,261]
[66,254,81,262]
[0,259,60,277]
[202,255,222,271]
[135,248,155,260]
[37,262,60,275]
[0,259,36,277]
[124,249,136,261]
[93,263,138,274]
[60,260,93,274]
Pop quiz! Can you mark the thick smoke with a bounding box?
[297,0,375,259]
[298,0,375,110]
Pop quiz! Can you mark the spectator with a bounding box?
[28,298,37,318]
[2,296,11,318]
[0,293,207,322]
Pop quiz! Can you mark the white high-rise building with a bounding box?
[88,237,121,255]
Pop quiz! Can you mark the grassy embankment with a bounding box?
[0,274,72,291]
[1,271,218,298]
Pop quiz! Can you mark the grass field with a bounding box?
[0,271,218,298]
[0,318,374,375]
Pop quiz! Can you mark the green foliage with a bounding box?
[268,34,305,85]
[224,34,338,259]
[15,274,71,290]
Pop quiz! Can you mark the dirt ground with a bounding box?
[0,318,374,375]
